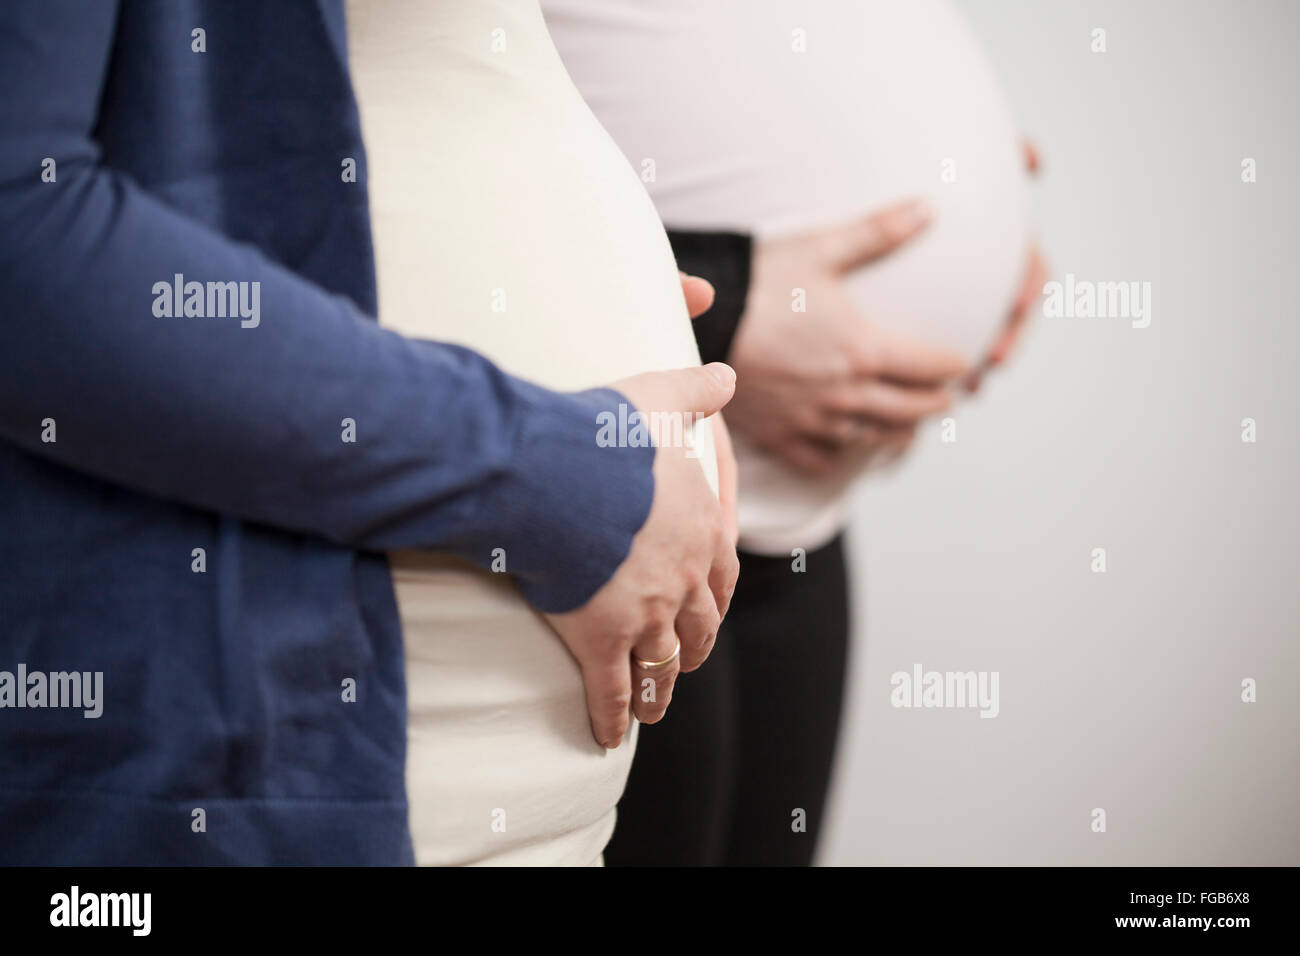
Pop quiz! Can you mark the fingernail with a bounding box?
[904,198,933,227]
[706,362,736,386]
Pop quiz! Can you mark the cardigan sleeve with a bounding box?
[0,0,653,613]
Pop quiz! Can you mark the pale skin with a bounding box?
[728,143,1045,476]
[543,274,739,750]
[723,197,969,477]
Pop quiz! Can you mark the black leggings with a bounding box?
[605,534,851,866]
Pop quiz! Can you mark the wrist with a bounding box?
[461,382,655,613]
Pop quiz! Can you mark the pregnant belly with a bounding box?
[364,116,693,860]
[394,553,639,866]
[548,0,1030,363]
[547,0,1029,552]
[349,0,711,864]
[358,79,716,481]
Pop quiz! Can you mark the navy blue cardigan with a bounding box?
[0,0,655,864]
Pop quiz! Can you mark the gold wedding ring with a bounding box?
[634,637,681,670]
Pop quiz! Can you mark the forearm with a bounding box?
[0,1,653,612]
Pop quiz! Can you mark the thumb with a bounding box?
[614,363,737,419]
[813,197,932,274]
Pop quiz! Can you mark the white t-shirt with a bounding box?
[547,0,1031,554]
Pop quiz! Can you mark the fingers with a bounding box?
[1023,139,1041,176]
[962,360,992,395]
[629,627,681,725]
[615,363,737,423]
[637,526,730,728]
[673,584,720,674]
[560,360,742,746]
[706,526,740,622]
[580,654,634,750]
[806,415,886,448]
[682,363,738,416]
[678,271,716,319]
[776,435,855,477]
[988,313,1029,369]
[819,379,954,426]
[774,421,913,477]
[852,326,968,385]
[812,197,932,274]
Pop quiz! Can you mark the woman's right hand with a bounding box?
[543,363,740,750]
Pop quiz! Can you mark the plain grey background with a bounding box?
[820,0,1299,865]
